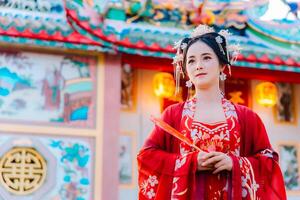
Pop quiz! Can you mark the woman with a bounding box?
[137,25,286,200]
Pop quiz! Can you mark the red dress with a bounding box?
[192,120,230,200]
[137,98,286,200]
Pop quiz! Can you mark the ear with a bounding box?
[219,65,226,73]
[221,65,226,72]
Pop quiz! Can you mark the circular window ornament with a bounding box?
[0,147,47,195]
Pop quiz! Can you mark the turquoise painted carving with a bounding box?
[50,139,92,200]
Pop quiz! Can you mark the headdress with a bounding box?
[172,24,242,94]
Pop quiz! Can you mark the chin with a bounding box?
[194,79,215,89]
[194,81,210,89]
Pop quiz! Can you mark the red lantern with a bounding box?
[255,82,278,107]
[153,73,175,98]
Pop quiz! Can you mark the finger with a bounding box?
[202,154,223,166]
[202,164,214,169]
[214,158,228,169]
[197,152,207,161]
[202,151,221,160]
[198,151,209,159]
[213,165,227,174]
[199,166,213,171]
[198,158,214,168]
[197,153,206,162]
[199,163,214,170]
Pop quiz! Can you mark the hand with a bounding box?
[201,151,233,174]
[197,151,214,171]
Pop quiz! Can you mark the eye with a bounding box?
[188,59,194,64]
[203,56,211,60]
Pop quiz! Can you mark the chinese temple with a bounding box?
[0,0,299,199]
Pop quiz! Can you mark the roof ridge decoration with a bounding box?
[245,0,300,46]
[102,0,269,29]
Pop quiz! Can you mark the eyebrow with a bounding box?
[187,53,212,59]
[187,55,195,59]
[201,53,212,56]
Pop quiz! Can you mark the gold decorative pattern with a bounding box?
[0,147,47,195]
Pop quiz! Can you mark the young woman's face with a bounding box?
[185,41,221,89]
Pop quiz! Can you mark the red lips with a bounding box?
[195,73,207,77]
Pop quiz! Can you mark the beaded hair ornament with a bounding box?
[172,25,241,94]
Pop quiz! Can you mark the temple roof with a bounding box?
[0,0,109,52]
[0,0,300,74]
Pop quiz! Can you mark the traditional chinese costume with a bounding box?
[137,98,286,200]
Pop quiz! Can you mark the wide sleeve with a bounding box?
[230,106,287,200]
[137,103,198,200]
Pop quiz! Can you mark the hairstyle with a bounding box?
[172,25,241,94]
[180,32,230,73]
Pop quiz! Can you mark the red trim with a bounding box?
[66,9,174,54]
[272,56,284,65]
[122,54,300,83]
[258,54,270,63]
[122,53,172,72]
[285,58,297,66]
[229,66,300,83]
[0,27,100,45]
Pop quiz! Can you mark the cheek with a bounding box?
[206,60,220,73]
[185,65,194,77]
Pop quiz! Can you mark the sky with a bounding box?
[260,0,300,21]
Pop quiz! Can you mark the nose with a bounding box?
[196,61,204,70]
[196,65,203,71]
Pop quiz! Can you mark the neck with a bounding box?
[194,84,223,104]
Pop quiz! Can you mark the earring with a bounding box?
[186,80,193,88]
[219,72,227,81]
[219,90,225,98]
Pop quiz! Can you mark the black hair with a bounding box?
[181,32,230,73]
